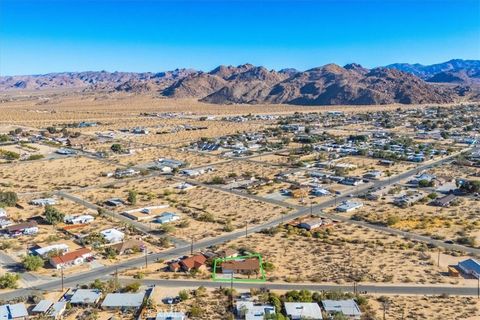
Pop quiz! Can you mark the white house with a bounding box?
[322,299,362,319]
[64,214,95,225]
[155,212,180,224]
[101,228,125,243]
[336,201,364,212]
[34,243,69,258]
[284,302,322,320]
[50,248,92,269]
[30,198,57,206]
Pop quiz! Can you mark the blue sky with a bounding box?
[1,0,479,75]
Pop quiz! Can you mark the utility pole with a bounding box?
[190,236,194,255]
[61,267,64,292]
[310,202,313,215]
[144,247,148,268]
[230,273,234,317]
[437,249,441,267]
[245,221,248,238]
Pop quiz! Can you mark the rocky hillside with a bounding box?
[1,60,479,105]
[193,63,468,105]
[386,59,480,84]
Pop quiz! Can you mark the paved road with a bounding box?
[1,146,474,301]
[56,191,189,248]
[126,278,480,297]
[0,251,42,284]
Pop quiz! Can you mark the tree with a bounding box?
[127,190,137,205]
[44,205,65,225]
[189,305,203,318]
[0,273,19,289]
[179,289,190,301]
[122,281,141,293]
[418,179,433,188]
[0,191,18,207]
[22,254,44,271]
[110,144,123,153]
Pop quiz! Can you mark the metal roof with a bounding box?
[32,300,54,313]
[70,289,102,304]
[101,292,145,308]
[284,302,322,319]
[322,299,362,317]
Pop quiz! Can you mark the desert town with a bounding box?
[0,93,478,319]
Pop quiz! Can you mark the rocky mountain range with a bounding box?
[386,59,480,84]
[1,59,479,105]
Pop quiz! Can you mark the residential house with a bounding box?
[156,312,186,320]
[284,302,322,320]
[30,198,56,206]
[393,193,425,207]
[48,302,67,319]
[0,303,29,320]
[6,221,38,236]
[49,247,92,269]
[122,205,170,222]
[113,168,140,179]
[155,212,180,224]
[363,170,383,180]
[221,258,260,275]
[217,248,238,259]
[297,218,323,231]
[431,194,456,207]
[169,254,207,272]
[336,201,363,212]
[311,187,330,196]
[69,289,102,305]
[34,243,69,258]
[322,299,362,319]
[110,239,144,255]
[0,219,13,229]
[235,301,275,320]
[0,208,6,218]
[64,214,95,225]
[458,258,480,279]
[101,292,145,310]
[101,228,125,243]
[341,177,363,186]
[104,198,125,207]
[32,300,54,315]
[175,182,195,190]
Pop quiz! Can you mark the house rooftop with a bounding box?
[32,300,54,313]
[459,258,480,274]
[284,302,322,319]
[101,292,145,308]
[322,299,362,317]
[69,289,102,304]
[50,247,91,265]
[221,258,260,272]
[0,303,29,319]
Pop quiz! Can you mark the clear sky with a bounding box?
[1,0,479,75]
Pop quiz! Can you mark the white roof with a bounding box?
[156,312,186,320]
[32,300,54,313]
[0,303,29,319]
[70,289,102,304]
[322,299,362,317]
[101,292,145,308]
[0,208,6,216]
[48,301,67,317]
[284,302,322,319]
[101,228,125,242]
[34,243,69,256]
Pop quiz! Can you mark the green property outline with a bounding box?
[211,253,267,283]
